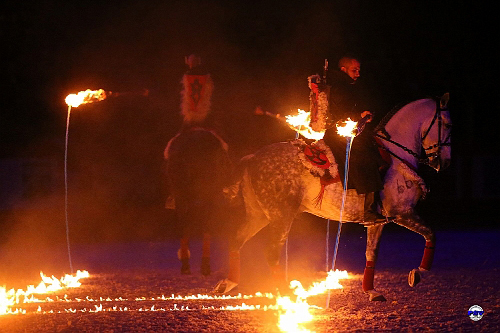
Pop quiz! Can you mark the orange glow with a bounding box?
[0,270,89,315]
[277,269,349,332]
[286,109,325,140]
[65,89,107,107]
[2,269,351,333]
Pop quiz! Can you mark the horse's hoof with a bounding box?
[365,289,387,302]
[201,257,211,276]
[213,279,238,293]
[408,268,422,287]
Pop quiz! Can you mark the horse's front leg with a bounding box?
[394,214,435,287]
[364,224,387,301]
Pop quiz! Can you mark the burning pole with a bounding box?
[64,89,108,273]
[63,88,148,272]
[325,118,358,308]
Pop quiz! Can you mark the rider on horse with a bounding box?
[165,54,230,275]
[320,56,387,223]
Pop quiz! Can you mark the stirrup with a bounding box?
[360,215,390,226]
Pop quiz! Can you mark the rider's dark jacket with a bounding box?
[323,70,384,194]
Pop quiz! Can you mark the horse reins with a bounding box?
[374,98,451,169]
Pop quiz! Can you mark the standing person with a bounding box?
[322,56,386,223]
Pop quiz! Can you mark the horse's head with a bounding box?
[421,93,452,171]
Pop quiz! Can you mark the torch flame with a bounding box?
[285,109,325,141]
[336,118,358,137]
[65,89,107,107]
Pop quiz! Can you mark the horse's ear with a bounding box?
[440,93,450,109]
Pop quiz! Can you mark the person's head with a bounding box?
[338,56,361,81]
[185,54,202,70]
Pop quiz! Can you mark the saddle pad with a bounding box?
[303,145,331,169]
[295,139,339,180]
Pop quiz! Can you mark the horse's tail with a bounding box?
[222,153,254,204]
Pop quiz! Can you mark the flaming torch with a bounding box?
[323,118,358,308]
[64,89,108,273]
[65,89,107,108]
[285,109,325,141]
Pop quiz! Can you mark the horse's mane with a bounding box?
[375,96,438,135]
[374,102,405,134]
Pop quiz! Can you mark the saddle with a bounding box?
[294,139,340,206]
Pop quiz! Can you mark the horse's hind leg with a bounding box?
[364,224,387,301]
[213,172,271,293]
[394,214,435,287]
[265,217,294,291]
[213,213,269,293]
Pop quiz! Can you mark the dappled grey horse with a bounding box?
[215,94,451,301]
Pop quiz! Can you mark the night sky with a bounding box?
[0,1,498,240]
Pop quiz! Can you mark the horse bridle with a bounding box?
[375,98,451,169]
[421,101,451,161]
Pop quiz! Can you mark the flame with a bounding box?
[286,109,325,140]
[65,89,107,107]
[336,118,358,137]
[0,270,89,315]
[277,269,349,332]
[1,268,350,333]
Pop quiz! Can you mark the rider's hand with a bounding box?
[361,111,373,122]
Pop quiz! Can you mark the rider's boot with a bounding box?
[363,192,386,223]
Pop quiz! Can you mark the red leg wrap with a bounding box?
[419,241,435,271]
[228,251,240,283]
[362,260,375,292]
[202,233,211,259]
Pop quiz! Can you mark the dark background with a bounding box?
[0,0,498,248]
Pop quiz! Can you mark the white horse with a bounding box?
[215,94,451,301]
